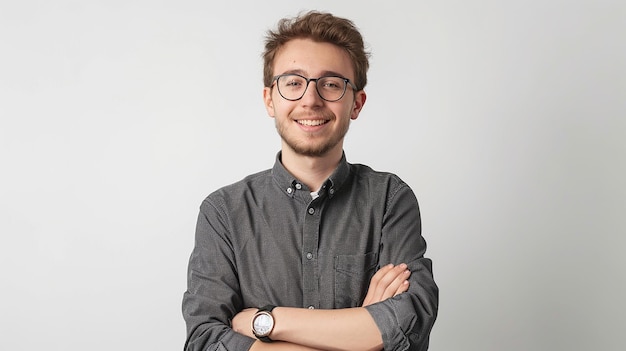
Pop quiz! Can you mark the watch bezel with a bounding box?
[251,305,276,342]
[252,310,274,337]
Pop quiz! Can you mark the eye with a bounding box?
[285,80,301,87]
[280,75,305,88]
[319,77,344,90]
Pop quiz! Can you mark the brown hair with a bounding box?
[262,11,370,91]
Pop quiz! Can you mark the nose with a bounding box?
[300,80,324,105]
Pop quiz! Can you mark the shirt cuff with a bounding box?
[365,299,412,351]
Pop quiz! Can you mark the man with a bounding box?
[183,11,438,351]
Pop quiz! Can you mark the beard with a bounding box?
[275,109,350,157]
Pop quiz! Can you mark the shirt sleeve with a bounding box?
[364,182,439,351]
[182,198,256,351]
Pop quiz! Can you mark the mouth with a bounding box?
[296,119,329,126]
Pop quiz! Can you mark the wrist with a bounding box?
[269,306,299,341]
[269,307,284,340]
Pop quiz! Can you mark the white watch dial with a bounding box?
[253,312,274,336]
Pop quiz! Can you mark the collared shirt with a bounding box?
[182,152,438,351]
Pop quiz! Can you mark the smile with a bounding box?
[297,119,329,126]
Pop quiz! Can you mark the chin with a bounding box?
[292,143,338,157]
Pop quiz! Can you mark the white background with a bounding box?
[1,1,624,350]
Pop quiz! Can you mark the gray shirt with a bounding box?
[182,152,438,351]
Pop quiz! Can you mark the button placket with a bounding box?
[302,197,320,309]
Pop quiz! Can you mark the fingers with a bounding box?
[382,264,410,298]
[362,263,411,306]
[363,263,410,306]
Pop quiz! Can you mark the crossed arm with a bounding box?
[231,263,411,351]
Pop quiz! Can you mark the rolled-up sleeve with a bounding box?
[182,198,256,351]
[365,183,439,351]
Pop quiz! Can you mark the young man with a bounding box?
[183,11,438,351]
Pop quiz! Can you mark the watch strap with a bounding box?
[258,304,276,313]
[258,335,273,343]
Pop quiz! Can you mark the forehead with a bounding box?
[273,38,354,79]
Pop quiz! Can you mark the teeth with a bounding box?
[298,120,327,126]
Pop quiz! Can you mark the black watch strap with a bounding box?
[258,304,276,313]
[258,335,273,343]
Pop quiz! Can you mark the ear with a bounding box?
[350,90,367,120]
[263,87,275,118]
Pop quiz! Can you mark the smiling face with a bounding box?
[263,38,366,158]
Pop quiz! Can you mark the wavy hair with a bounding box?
[262,11,370,91]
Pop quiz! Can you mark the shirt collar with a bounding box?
[271,151,350,199]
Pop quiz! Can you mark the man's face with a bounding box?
[263,38,366,158]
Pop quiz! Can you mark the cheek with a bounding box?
[338,104,356,120]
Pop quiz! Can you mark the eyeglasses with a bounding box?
[271,74,357,102]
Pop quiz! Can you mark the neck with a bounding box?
[280,146,343,192]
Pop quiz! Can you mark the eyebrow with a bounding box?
[279,69,349,79]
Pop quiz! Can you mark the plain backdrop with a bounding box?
[1,1,624,350]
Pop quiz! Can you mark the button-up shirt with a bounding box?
[182,152,438,350]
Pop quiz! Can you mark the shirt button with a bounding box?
[308,208,315,215]
[329,188,335,195]
[287,188,293,194]
[308,305,315,309]
[295,183,302,190]
[306,252,313,260]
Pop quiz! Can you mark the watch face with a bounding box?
[253,312,274,336]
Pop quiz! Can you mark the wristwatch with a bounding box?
[251,305,276,342]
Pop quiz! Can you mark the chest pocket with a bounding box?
[333,252,378,308]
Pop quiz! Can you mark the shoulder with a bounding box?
[347,163,419,205]
[201,169,273,209]
[349,163,408,190]
[347,164,422,221]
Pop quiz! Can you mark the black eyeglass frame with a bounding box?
[271,73,358,102]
